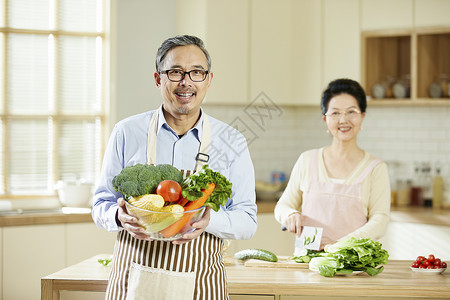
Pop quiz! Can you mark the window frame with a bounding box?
[0,0,109,199]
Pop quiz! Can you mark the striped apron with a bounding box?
[105,109,228,300]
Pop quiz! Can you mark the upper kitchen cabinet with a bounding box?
[361,0,413,30]
[250,0,321,106]
[322,0,360,86]
[362,27,450,105]
[415,0,450,27]
[204,0,250,104]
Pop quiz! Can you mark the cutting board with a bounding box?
[243,256,309,269]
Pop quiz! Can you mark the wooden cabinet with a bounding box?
[1,222,116,300]
[362,27,450,105]
[230,295,275,300]
[361,0,413,31]
[323,0,360,85]
[415,0,450,27]
[205,0,250,104]
[3,224,66,300]
[250,0,321,106]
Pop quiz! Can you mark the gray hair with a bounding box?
[155,35,211,72]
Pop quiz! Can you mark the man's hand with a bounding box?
[117,198,153,241]
[172,207,211,245]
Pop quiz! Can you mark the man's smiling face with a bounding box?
[155,45,212,117]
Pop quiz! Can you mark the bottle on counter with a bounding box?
[397,179,411,207]
[410,162,424,206]
[432,165,444,210]
[422,162,433,207]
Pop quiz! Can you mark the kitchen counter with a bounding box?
[0,208,93,227]
[42,254,450,299]
[257,201,450,226]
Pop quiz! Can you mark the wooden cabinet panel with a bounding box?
[66,223,116,266]
[250,0,321,105]
[3,225,65,300]
[361,0,413,30]
[230,295,275,300]
[415,0,450,27]
[323,0,360,85]
[205,0,249,104]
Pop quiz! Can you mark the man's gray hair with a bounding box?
[155,35,211,72]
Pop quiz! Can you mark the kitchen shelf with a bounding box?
[362,26,450,106]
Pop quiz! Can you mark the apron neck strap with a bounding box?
[147,106,210,173]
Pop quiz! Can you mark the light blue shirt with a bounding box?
[92,107,257,240]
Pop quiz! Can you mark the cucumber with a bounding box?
[234,248,278,262]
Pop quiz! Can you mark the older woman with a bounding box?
[274,78,390,249]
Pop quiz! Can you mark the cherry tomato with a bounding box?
[433,258,441,266]
[416,256,426,263]
[156,180,182,202]
[422,260,431,268]
[427,254,435,263]
[411,261,420,268]
[442,262,447,269]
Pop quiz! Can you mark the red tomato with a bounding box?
[427,254,435,263]
[416,256,426,263]
[442,262,447,269]
[411,261,420,268]
[156,180,182,202]
[433,258,441,266]
[422,260,431,268]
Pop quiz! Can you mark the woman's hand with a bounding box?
[172,207,211,245]
[285,212,303,237]
[117,197,153,241]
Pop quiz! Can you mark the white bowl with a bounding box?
[55,180,93,208]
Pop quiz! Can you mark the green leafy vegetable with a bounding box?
[292,249,325,263]
[181,165,232,212]
[98,257,112,266]
[308,237,389,277]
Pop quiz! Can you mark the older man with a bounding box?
[92,35,257,300]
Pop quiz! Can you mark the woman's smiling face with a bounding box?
[323,93,365,142]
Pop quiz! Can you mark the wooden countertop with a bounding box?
[0,209,93,227]
[257,201,450,226]
[42,254,450,299]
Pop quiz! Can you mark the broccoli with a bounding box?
[112,164,162,199]
[156,164,183,184]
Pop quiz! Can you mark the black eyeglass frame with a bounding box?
[160,69,210,82]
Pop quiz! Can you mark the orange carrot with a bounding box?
[175,196,189,207]
[160,183,215,238]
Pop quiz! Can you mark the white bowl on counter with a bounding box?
[54,180,94,208]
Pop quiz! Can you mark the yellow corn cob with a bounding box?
[129,194,165,211]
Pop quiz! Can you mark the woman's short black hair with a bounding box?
[320,78,367,115]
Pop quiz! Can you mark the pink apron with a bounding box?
[301,149,381,249]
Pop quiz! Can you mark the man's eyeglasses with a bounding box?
[161,69,209,82]
[325,109,361,120]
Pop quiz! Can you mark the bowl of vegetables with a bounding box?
[113,163,232,241]
[125,194,206,241]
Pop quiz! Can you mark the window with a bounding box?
[0,0,107,197]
